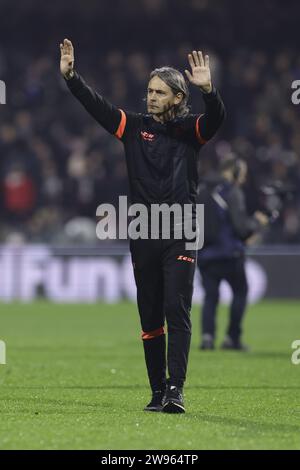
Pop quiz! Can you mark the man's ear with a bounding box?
[174,92,183,105]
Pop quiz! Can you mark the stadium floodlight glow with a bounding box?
[0,340,6,365]
[0,80,6,104]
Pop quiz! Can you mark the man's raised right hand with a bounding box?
[60,38,74,79]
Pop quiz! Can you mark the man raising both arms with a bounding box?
[60,38,225,413]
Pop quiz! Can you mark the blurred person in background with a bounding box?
[2,163,37,221]
[197,155,268,351]
[60,38,225,413]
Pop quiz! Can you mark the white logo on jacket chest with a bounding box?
[141,131,155,142]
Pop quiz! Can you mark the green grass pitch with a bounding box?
[0,300,300,450]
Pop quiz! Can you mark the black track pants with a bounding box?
[198,256,248,342]
[130,237,197,390]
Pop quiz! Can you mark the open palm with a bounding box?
[185,51,212,93]
[60,38,74,77]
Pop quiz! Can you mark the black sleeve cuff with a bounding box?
[64,70,81,90]
[201,85,218,100]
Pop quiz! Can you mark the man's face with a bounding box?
[147,76,182,119]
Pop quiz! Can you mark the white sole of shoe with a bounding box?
[162,401,185,414]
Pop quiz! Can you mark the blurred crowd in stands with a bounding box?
[0,0,299,243]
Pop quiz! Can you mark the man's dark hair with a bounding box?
[149,66,190,117]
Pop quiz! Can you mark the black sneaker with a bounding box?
[221,336,249,352]
[162,385,185,414]
[200,334,215,350]
[144,390,165,412]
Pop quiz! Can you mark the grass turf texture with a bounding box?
[0,300,299,450]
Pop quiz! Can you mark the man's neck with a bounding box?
[152,113,175,124]
[152,114,165,124]
[151,105,176,123]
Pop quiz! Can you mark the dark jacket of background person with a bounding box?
[197,177,260,260]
